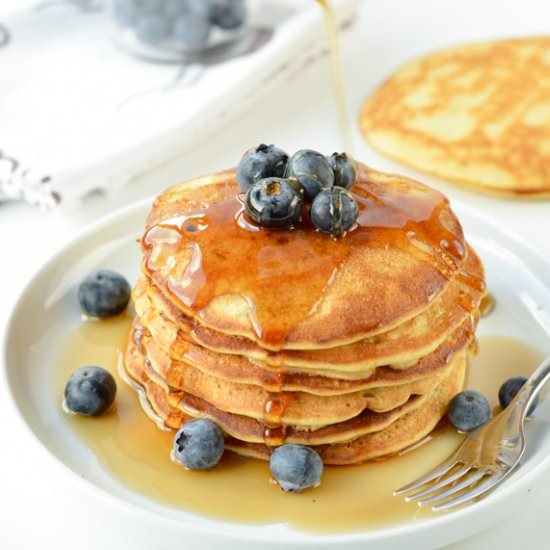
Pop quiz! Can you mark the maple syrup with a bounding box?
[56,316,544,533]
[143,167,479,350]
[479,293,496,317]
[316,0,354,153]
[263,392,290,446]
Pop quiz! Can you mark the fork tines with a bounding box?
[394,460,506,512]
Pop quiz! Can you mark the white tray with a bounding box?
[0,0,358,208]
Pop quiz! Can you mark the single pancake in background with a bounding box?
[359,36,550,197]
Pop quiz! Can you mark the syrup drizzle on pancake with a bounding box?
[142,166,476,350]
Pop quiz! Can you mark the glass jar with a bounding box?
[109,0,250,63]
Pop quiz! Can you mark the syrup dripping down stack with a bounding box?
[124,163,487,465]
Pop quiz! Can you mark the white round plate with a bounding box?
[3,199,550,550]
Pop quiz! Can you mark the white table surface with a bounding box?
[2,0,550,548]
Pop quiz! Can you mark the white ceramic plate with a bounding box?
[3,199,550,550]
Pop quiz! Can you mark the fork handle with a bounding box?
[513,355,550,422]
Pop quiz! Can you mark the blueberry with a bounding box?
[163,0,206,17]
[310,187,358,237]
[236,144,289,192]
[172,13,211,47]
[448,390,491,432]
[163,0,210,17]
[135,0,164,14]
[112,0,138,25]
[210,0,247,30]
[173,418,225,470]
[78,270,131,318]
[327,152,357,189]
[245,177,304,229]
[286,149,334,201]
[499,376,537,416]
[270,444,323,492]
[163,0,187,16]
[64,366,117,417]
[135,13,173,43]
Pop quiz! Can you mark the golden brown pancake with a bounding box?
[137,317,473,397]
[232,352,465,465]
[120,340,185,430]
[123,328,466,463]
[360,37,550,197]
[123,162,484,464]
[141,166,471,350]
[131,323,465,425]
[135,241,483,374]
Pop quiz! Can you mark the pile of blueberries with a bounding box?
[237,144,360,237]
[112,0,247,49]
[64,269,324,492]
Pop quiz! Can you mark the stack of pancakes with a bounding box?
[124,163,486,465]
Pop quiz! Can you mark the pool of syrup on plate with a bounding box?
[56,310,543,534]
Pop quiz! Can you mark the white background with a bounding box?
[1,0,550,548]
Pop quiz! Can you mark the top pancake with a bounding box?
[141,164,471,350]
[136,242,483,375]
[360,37,550,197]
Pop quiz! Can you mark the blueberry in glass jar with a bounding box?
[210,0,247,30]
[172,13,211,47]
[135,12,173,44]
[112,0,138,25]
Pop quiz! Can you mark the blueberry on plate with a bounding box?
[78,270,131,318]
[310,187,358,237]
[236,144,289,192]
[172,13,211,47]
[286,149,334,201]
[270,444,323,492]
[173,418,225,470]
[327,152,357,189]
[245,177,304,229]
[64,366,117,417]
[210,0,247,30]
[499,376,537,416]
[448,390,491,432]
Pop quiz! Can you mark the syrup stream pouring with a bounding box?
[316,0,354,154]
[394,354,550,511]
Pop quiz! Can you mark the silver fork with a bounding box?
[394,355,550,512]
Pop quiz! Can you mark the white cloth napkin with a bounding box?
[0,0,358,209]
